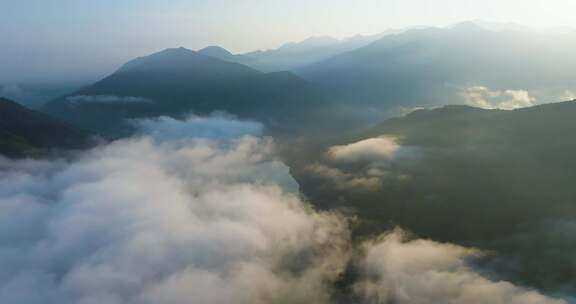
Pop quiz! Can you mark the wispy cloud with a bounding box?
[327,136,401,163]
[0,115,566,303]
[0,115,349,304]
[462,86,535,110]
[66,95,153,104]
[560,90,576,101]
[355,229,566,304]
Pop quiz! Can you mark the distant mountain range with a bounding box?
[237,34,389,72]
[195,32,397,72]
[296,22,576,107]
[40,21,576,138]
[44,47,333,136]
[35,22,576,141]
[0,97,92,157]
[198,46,251,63]
[195,22,576,110]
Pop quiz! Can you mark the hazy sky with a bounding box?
[2,0,576,83]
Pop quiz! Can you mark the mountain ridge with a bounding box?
[43,47,333,137]
[297,24,576,107]
[0,97,92,157]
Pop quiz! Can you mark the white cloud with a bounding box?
[462,86,535,110]
[560,90,576,101]
[0,115,349,304]
[308,136,415,192]
[306,163,383,192]
[0,114,567,304]
[355,229,566,304]
[327,136,401,163]
[135,114,264,142]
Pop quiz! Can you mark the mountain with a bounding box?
[297,22,576,108]
[275,36,341,52]
[44,47,333,137]
[0,82,87,109]
[239,33,387,72]
[0,97,92,157]
[198,46,250,63]
[290,99,576,292]
[298,98,576,240]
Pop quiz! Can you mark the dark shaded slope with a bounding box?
[0,97,92,157]
[291,100,576,292]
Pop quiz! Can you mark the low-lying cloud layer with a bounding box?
[560,90,576,101]
[67,95,153,104]
[0,116,349,304]
[135,115,264,142]
[355,230,566,304]
[0,115,566,304]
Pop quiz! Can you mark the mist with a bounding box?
[3,1,576,302]
[0,114,567,303]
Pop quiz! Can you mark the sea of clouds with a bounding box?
[0,114,566,304]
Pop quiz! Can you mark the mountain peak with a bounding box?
[448,21,489,32]
[278,36,340,51]
[302,36,340,44]
[197,46,240,62]
[156,47,196,55]
[199,46,234,57]
[117,47,213,72]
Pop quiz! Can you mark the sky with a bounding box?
[1,0,576,83]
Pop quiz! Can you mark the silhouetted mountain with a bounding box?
[276,36,340,52]
[290,99,576,293]
[297,23,576,107]
[240,33,387,72]
[198,46,250,63]
[44,48,332,137]
[0,97,92,157]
